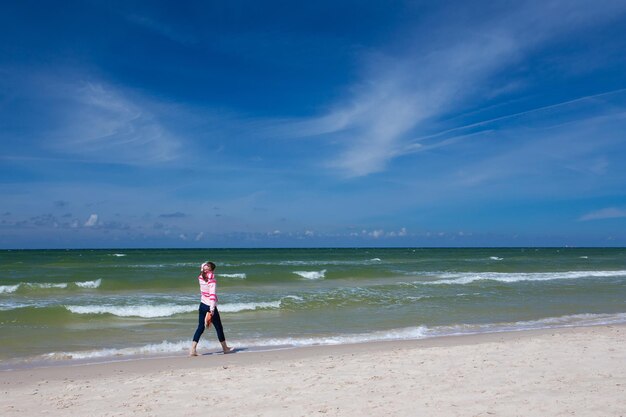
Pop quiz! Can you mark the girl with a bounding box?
[189,261,233,356]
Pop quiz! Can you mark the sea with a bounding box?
[1,247,625,369]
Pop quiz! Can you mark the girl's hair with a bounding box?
[200,261,216,271]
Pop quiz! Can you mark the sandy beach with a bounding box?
[2,325,625,416]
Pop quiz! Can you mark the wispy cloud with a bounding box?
[265,0,626,177]
[450,106,626,190]
[125,14,197,45]
[50,81,182,165]
[579,207,626,221]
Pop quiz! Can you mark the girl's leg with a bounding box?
[190,303,209,355]
[210,308,226,342]
[210,309,232,353]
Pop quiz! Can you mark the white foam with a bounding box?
[75,279,102,288]
[0,302,30,311]
[26,282,68,289]
[128,264,167,268]
[248,313,626,348]
[1,280,101,293]
[370,258,382,262]
[422,270,626,285]
[64,301,281,317]
[580,256,589,259]
[43,340,191,361]
[125,262,199,268]
[220,273,247,279]
[489,256,504,261]
[246,326,430,347]
[0,284,20,294]
[41,327,431,362]
[277,260,377,266]
[294,270,326,280]
[283,295,304,301]
[65,304,195,318]
[111,253,127,257]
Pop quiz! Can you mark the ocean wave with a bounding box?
[220,258,386,268]
[278,259,383,266]
[0,301,30,311]
[220,273,247,279]
[25,282,68,289]
[42,340,191,361]
[126,264,168,269]
[249,326,431,347]
[111,253,126,257]
[421,270,626,285]
[65,304,195,318]
[0,284,20,294]
[248,312,626,347]
[75,279,102,288]
[0,280,103,293]
[294,270,326,280]
[283,295,304,301]
[489,256,503,261]
[117,262,201,269]
[64,300,281,317]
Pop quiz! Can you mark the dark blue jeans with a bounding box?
[193,303,226,343]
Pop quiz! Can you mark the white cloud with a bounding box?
[388,227,408,237]
[84,214,98,227]
[579,207,626,221]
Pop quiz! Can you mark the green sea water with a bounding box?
[1,248,625,369]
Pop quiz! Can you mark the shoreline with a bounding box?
[2,323,623,377]
[0,321,621,374]
[2,324,625,416]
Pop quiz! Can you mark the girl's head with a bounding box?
[201,261,216,273]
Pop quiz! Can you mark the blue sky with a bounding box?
[1,0,626,248]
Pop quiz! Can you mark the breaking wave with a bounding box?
[421,270,626,285]
[293,270,326,280]
[64,300,283,317]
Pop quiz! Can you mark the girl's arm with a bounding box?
[207,281,217,314]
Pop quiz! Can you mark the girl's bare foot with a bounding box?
[220,340,233,354]
[189,341,199,356]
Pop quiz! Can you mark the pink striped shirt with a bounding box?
[198,272,218,312]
